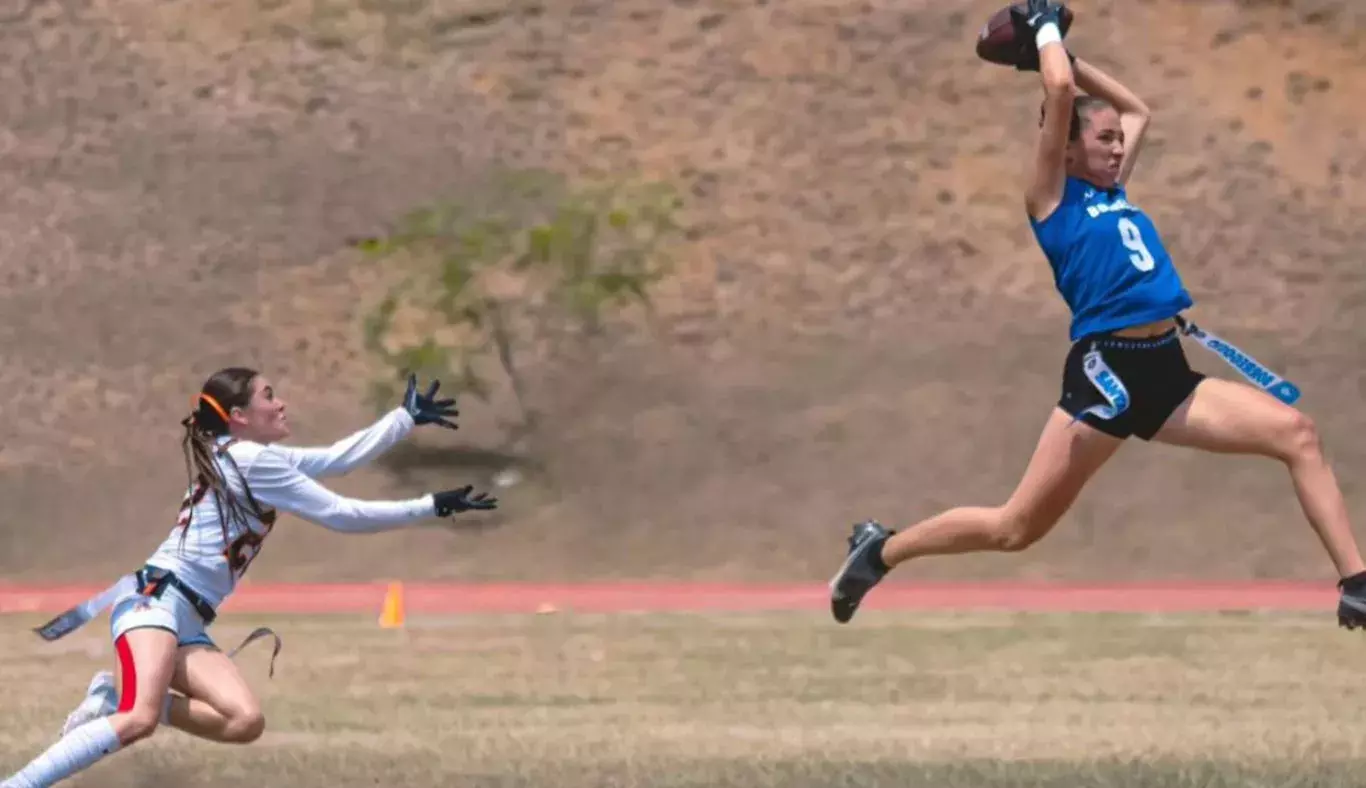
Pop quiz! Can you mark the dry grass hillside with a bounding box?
[2,0,1365,586]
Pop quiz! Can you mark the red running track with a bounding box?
[0,581,1339,615]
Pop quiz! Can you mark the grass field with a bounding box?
[2,609,1363,787]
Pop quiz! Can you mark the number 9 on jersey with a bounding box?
[1117,217,1155,272]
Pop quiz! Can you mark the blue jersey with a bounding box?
[1029,177,1194,341]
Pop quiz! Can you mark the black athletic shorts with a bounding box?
[1058,328,1205,441]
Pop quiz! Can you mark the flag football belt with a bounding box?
[1174,315,1301,405]
[134,566,219,624]
[1076,341,1133,423]
[31,565,283,678]
[1078,316,1302,425]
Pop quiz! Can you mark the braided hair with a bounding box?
[178,367,271,574]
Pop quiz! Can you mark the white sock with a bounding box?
[3,717,121,788]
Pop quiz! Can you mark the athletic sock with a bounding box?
[2,717,122,788]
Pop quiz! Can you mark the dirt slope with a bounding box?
[2,0,1365,586]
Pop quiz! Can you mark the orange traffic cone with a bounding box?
[379,582,405,629]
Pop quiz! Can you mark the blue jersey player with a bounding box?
[827,0,1366,630]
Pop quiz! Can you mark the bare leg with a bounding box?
[1151,378,1366,578]
[1,628,176,788]
[106,628,179,744]
[166,645,266,744]
[830,407,1123,623]
[881,407,1125,567]
[62,642,269,748]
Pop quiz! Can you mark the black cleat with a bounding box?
[1338,572,1366,630]
[829,520,894,624]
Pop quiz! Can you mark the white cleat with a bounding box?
[60,670,117,737]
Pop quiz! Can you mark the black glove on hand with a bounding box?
[402,373,459,430]
[1010,0,1072,73]
[1012,0,1064,37]
[433,485,499,516]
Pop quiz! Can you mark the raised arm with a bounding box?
[274,407,414,479]
[1071,57,1152,186]
[1019,0,1077,221]
[243,447,497,534]
[274,374,460,479]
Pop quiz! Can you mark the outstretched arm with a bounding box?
[247,446,434,532]
[243,447,497,533]
[274,375,460,479]
[1021,1,1077,221]
[274,408,414,480]
[1072,57,1151,185]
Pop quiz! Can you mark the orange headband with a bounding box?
[195,392,231,424]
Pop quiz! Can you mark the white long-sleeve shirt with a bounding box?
[145,407,436,607]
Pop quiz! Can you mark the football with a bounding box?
[975,3,1075,67]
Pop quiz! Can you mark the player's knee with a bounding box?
[1279,411,1322,463]
[116,709,161,744]
[223,706,265,744]
[992,508,1052,552]
[994,526,1043,552]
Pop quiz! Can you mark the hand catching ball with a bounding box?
[975,1,1075,69]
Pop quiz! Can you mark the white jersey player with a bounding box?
[4,368,497,788]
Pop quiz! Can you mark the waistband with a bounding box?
[1081,327,1181,351]
[137,565,218,625]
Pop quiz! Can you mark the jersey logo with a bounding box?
[1085,197,1136,219]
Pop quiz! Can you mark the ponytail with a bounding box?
[176,368,271,578]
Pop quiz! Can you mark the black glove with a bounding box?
[433,485,499,516]
[402,373,459,430]
[1011,0,1065,37]
[1010,0,1073,72]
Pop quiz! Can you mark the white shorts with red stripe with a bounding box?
[108,586,216,649]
